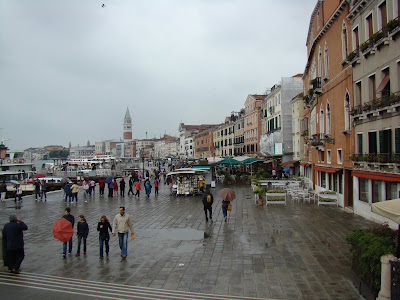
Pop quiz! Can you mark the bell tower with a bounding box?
[123,107,133,140]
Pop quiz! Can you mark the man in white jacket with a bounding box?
[112,206,134,259]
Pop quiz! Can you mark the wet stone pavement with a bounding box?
[0,183,374,299]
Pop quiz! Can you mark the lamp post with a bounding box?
[0,142,8,171]
[140,149,145,179]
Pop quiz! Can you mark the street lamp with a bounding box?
[140,149,145,179]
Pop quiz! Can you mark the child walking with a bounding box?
[76,215,89,256]
[97,215,112,259]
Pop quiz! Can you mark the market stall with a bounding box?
[167,168,208,196]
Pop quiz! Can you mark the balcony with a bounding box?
[350,153,400,171]
[351,92,400,123]
[305,133,335,149]
[311,77,322,94]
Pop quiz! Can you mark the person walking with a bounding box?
[97,215,112,259]
[82,180,89,202]
[134,180,141,197]
[34,180,41,202]
[40,180,47,201]
[62,207,75,258]
[75,215,89,256]
[0,181,7,201]
[112,206,134,259]
[64,182,73,203]
[154,178,159,195]
[202,188,214,222]
[127,177,134,196]
[113,179,119,197]
[14,184,23,203]
[221,199,230,223]
[144,180,152,197]
[120,178,126,197]
[71,182,79,203]
[90,180,96,196]
[98,178,105,195]
[108,180,114,197]
[2,214,28,274]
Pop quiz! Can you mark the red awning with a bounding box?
[352,170,400,182]
[280,160,299,166]
[313,166,341,173]
[300,162,311,167]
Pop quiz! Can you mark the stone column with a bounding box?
[377,254,398,300]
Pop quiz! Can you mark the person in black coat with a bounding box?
[62,207,75,258]
[3,214,28,273]
[75,215,89,256]
[97,215,112,259]
[120,178,126,197]
[202,188,214,222]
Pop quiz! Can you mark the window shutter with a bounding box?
[379,130,385,154]
[358,134,363,155]
[395,128,400,154]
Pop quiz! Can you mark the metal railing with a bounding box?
[350,153,400,163]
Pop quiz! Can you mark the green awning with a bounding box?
[192,166,211,170]
[242,158,264,164]
[217,157,241,165]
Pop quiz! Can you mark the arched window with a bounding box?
[310,59,316,81]
[342,22,348,59]
[319,105,325,134]
[318,47,323,77]
[324,42,329,78]
[344,92,350,130]
[326,102,331,135]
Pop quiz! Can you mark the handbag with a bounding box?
[227,203,232,211]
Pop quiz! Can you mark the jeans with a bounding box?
[63,237,73,254]
[41,190,47,200]
[222,204,228,218]
[35,190,40,200]
[65,193,72,203]
[99,236,110,258]
[120,188,125,197]
[100,187,104,195]
[135,190,140,197]
[155,187,158,195]
[72,192,78,202]
[118,232,129,257]
[77,235,86,253]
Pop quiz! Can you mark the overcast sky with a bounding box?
[0,0,316,150]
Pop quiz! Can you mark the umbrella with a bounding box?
[6,180,20,185]
[52,218,74,242]
[283,168,290,172]
[60,177,71,184]
[371,199,400,257]
[32,174,45,179]
[217,157,241,165]
[105,176,113,183]
[218,188,236,201]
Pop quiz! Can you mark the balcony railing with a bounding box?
[350,153,400,164]
[305,133,335,146]
[351,91,400,116]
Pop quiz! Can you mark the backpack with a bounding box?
[207,195,212,203]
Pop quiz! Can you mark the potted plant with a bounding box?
[265,189,286,205]
[362,103,372,111]
[311,140,323,146]
[374,99,386,108]
[386,18,400,32]
[350,107,358,115]
[377,154,388,163]
[390,93,400,103]
[360,41,370,52]
[392,154,400,163]
[253,186,267,206]
[346,51,357,62]
[349,154,360,161]
[371,31,384,43]
[317,191,338,206]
